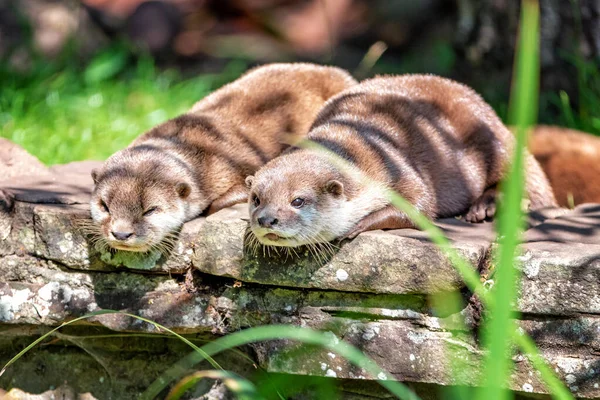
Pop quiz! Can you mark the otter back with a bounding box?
[530,125,600,207]
[247,74,557,247]
[91,63,357,252]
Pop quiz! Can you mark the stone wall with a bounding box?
[1,139,599,399]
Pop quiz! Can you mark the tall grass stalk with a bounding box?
[295,140,571,398]
[166,370,262,400]
[0,310,222,377]
[385,178,574,399]
[143,325,420,400]
[478,0,538,398]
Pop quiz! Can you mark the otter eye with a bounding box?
[100,200,109,213]
[252,194,260,207]
[291,198,305,208]
[143,206,159,216]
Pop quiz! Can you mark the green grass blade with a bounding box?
[143,325,421,400]
[116,312,223,370]
[478,0,539,398]
[558,91,577,128]
[0,310,113,377]
[0,310,222,377]
[166,370,264,400]
[297,136,572,398]
[512,332,573,398]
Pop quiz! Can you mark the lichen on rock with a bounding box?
[1,143,599,398]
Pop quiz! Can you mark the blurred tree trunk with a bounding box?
[455,0,598,98]
[0,0,107,65]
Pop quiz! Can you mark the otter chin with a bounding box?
[107,243,150,253]
[249,216,301,246]
[256,231,299,246]
[257,233,304,247]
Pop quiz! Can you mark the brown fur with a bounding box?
[530,125,600,207]
[248,74,557,246]
[90,63,357,251]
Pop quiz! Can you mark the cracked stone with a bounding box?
[1,142,600,398]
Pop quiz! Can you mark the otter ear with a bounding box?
[175,182,191,199]
[245,176,255,189]
[91,169,99,185]
[325,180,343,196]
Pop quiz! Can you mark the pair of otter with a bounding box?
[91,63,557,252]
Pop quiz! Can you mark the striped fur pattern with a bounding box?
[90,63,357,252]
[248,74,557,247]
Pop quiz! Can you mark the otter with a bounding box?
[90,63,357,252]
[247,74,557,247]
[530,125,600,207]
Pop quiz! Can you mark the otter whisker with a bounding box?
[244,230,263,257]
[161,232,182,241]
[251,236,262,257]
[302,236,322,263]
[283,247,293,262]
[316,234,337,260]
[290,246,300,258]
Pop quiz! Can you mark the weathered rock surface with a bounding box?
[1,142,599,399]
[0,138,52,180]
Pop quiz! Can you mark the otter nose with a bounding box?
[257,216,278,228]
[112,231,134,241]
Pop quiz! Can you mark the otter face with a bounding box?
[247,162,346,247]
[90,169,192,252]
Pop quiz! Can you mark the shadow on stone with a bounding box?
[525,204,600,245]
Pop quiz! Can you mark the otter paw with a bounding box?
[465,193,497,223]
[343,223,367,240]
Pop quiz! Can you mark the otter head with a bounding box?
[89,149,196,252]
[247,153,351,247]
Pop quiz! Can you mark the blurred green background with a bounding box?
[0,0,598,165]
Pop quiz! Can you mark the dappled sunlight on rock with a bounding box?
[1,143,599,398]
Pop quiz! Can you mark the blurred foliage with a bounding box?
[550,55,600,133]
[0,45,247,165]
[2,35,597,167]
[1,0,599,166]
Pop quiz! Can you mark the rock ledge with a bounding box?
[1,142,599,399]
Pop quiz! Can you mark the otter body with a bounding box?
[530,125,600,207]
[248,74,557,247]
[90,63,357,252]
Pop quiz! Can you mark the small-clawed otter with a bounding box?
[90,63,357,252]
[247,74,557,247]
[530,125,600,207]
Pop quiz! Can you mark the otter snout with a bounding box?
[251,208,287,238]
[257,215,279,228]
[109,220,136,242]
[111,231,134,241]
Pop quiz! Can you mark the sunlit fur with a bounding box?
[530,125,600,207]
[248,153,388,247]
[90,146,200,252]
[247,74,557,246]
[90,63,357,252]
